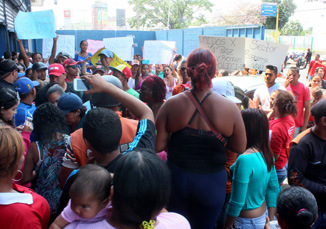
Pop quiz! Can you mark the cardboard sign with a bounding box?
[199,36,245,72]
[199,35,289,72]
[15,10,56,40]
[143,40,176,64]
[87,39,104,55]
[245,38,289,72]
[42,35,75,58]
[103,37,134,61]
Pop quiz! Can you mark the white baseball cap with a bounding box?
[212,78,241,104]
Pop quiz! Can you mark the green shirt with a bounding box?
[126,88,139,99]
[227,152,279,217]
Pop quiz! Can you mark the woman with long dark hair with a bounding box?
[0,87,19,128]
[64,150,191,229]
[156,48,246,229]
[22,103,69,220]
[224,109,279,229]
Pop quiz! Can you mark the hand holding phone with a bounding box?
[73,78,91,91]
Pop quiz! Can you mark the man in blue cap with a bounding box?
[98,49,114,74]
[13,77,39,126]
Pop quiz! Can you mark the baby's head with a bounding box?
[69,164,112,219]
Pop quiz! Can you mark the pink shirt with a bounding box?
[62,199,110,223]
[65,212,190,229]
[286,83,310,127]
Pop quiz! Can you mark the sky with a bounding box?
[33,0,262,29]
[33,0,324,31]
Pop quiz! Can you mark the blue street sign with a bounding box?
[261,3,277,17]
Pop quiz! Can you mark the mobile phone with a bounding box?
[73,78,91,91]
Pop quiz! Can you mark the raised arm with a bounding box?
[15,34,30,68]
[81,56,92,76]
[82,74,154,122]
[48,34,59,65]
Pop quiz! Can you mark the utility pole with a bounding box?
[275,5,279,43]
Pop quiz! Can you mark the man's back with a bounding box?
[288,130,326,210]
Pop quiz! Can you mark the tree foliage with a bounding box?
[280,20,303,36]
[281,21,313,36]
[263,0,296,30]
[212,1,266,26]
[127,0,214,29]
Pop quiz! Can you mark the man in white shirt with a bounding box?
[253,65,284,113]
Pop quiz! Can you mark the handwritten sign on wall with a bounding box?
[42,35,75,58]
[103,37,134,61]
[15,10,56,40]
[143,40,176,64]
[199,35,289,72]
[199,36,245,72]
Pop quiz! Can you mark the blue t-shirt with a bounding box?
[15,102,36,126]
[227,152,279,217]
[74,53,93,73]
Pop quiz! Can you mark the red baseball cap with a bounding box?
[48,63,65,77]
[62,58,78,67]
[109,64,132,79]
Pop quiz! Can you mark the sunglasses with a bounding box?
[180,67,187,71]
[69,65,78,69]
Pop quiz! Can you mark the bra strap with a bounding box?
[185,91,227,146]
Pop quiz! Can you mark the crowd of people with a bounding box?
[0,35,326,229]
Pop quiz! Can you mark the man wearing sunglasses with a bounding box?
[0,59,19,90]
[63,58,80,83]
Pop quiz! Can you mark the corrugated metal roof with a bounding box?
[5,0,18,31]
[0,1,5,24]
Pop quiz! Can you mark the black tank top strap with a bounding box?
[188,91,213,125]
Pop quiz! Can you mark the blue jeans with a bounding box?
[232,213,266,229]
[312,210,326,229]
[276,163,288,187]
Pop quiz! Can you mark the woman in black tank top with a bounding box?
[156,48,246,229]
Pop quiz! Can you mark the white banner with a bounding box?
[143,40,176,64]
[103,37,134,61]
[199,35,289,72]
[244,38,289,72]
[199,36,245,72]
[42,35,75,59]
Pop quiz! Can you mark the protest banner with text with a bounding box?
[199,35,289,72]
[199,36,245,72]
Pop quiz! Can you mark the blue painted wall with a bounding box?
[2,24,264,58]
[34,30,156,56]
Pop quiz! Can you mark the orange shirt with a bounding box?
[225,148,238,194]
[68,111,138,166]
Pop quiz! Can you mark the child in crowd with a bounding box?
[50,164,112,229]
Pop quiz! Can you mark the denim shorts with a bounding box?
[231,213,266,229]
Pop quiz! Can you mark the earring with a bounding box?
[13,170,23,182]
